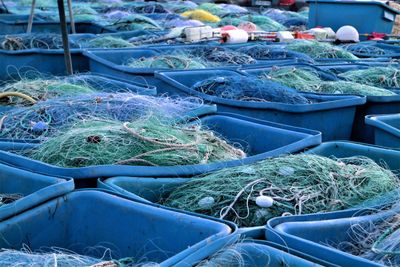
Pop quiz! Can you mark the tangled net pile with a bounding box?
[237,45,314,62]
[78,36,135,49]
[106,14,162,31]
[162,154,399,227]
[183,46,256,65]
[23,116,245,167]
[126,54,206,69]
[191,76,311,104]
[328,203,400,266]
[0,246,156,267]
[287,40,359,59]
[0,34,78,50]
[239,15,286,31]
[339,67,400,89]
[0,78,96,106]
[261,67,397,96]
[0,193,22,206]
[341,43,387,57]
[0,93,210,140]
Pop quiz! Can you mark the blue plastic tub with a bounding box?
[0,163,73,221]
[0,49,89,80]
[177,227,334,266]
[267,204,400,267]
[156,69,366,141]
[0,114,321,181]
[365,114,400,148]
[0,14,108,34]
[0,189,236,266]
[307,0,400,34]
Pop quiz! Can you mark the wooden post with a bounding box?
[57,0,73,75]
[27,0,36,33]
[66,0,76,34]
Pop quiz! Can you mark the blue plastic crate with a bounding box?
[156,69,366,141]
[0,163,73,221]
[0,114,321,181]
[177,226,334,266]
[0,14,108,34]
[365,113,400,148]
[0,189,236,266]
[0,49,89,80]
[267,204,400,267]
[307,0,400,34]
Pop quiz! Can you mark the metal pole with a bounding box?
[66,0,76,34]
[27,0,36,33]
[57,0,73,75]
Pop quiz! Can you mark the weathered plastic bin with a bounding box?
[177,227,334,266]
[307,0,400,34]
[365,114,400,148]
[0,14,108,34]
[267,204,400,267]
[156,69,366,141]
[0,190,236,266]
[0,163,73,221]
[0,114,321,184]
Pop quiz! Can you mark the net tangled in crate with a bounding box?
[339,67,400,89]
[23,116,245,167]
[0,34,78,50]
[191,75,311,104]
[287,40,359,59]
[126,54,207,69]
[237,45,314,62]
[0,246,157,267]
[261,67,397,96]
[327,203,400,266]
[341,43,387,57]
[162,154,399,227]
[106,15,162,31]
[0,93,210,140]
[77,36,135,49]
[0,193,22,206]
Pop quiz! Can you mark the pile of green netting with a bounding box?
[0,78,96,106]
[240,15,286,31]
[105,14,162,31]
[162,154,399,227]
[260,67,397,96]
[0,34,78,50]
[126,54,206,69]
[77,36,135,48]
[286,40,359,59]
[0,193,22,207]
[24,116,245,167]
[0,246,156,267]
[339,67,400,89]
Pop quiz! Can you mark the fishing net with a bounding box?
[71,6,99,22]
[287,40,359,59]
[341,43,387,57]
[0,93,209,140]
[191,76,311,104]
[185,46,257,65]
[0,34,78,50]
[164,18,204,28]
[106,14,162,31]
[78,36,135,49]
[0,78,96,107]
[339,67,400,89]
[240,15,286,31]
[220,4,248,14]
[217,17,245,27]
[237,45,314,62]
[261,67,397,96]
[162,154,399,227]
[0,193,22,206]
[104,10,131,20]
[0,246,157,267]
[125,54,206,69]
[23,116,245,167]
[326,203,400,266]
[181,10,221,23]
[131,3,169,14]
[197,3,226,17]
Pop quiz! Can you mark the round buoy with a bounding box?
[255,195,274,208]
